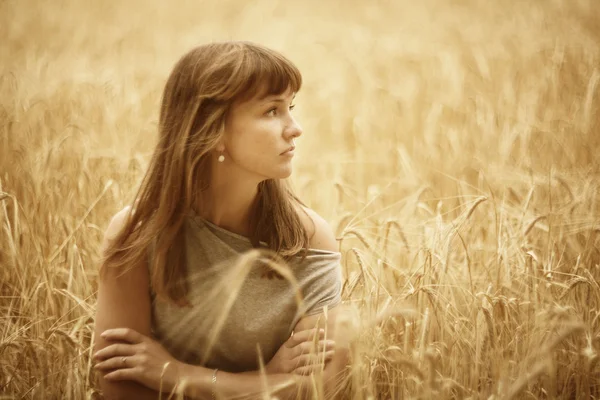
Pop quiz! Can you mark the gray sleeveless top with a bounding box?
[148,214,343,373]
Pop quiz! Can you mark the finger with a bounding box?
[292,350,336,368]
[286,328,322,347]
[286,328,325,348]
[94,343,136,361]
[94,354,136,371]
[101,328,146,344]
[292,364,325,376]
[104,367,141,382]
[298,350,336,365]
[293,340,335,357]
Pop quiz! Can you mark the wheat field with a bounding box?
[1,0,600,398]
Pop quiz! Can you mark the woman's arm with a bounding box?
[94,209,334,399]
[294,207,352,397]
[178,365,305,399]
[94,207,159,399]
[95,323,335,399]
[292,306,351,398]
[180,307,351,399]
[96,327,309,399]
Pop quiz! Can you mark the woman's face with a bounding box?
[222,87,302,181]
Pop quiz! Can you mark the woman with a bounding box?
[93,41,349,399]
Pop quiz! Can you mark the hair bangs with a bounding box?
[234,45,302,103]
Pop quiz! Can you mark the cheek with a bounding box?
[229,122,279,154]
[229,135,266,158]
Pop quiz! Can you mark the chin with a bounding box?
[272,168,293,180]
[252,164,293,181]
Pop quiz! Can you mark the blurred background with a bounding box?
[1,0,599,398]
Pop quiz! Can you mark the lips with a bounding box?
[281,146,295,155]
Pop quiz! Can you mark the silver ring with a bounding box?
[290,330,295,338]
[121,356,127,366]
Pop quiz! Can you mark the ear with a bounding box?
[215,139,226,153]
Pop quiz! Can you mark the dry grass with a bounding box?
[1,0,600,398]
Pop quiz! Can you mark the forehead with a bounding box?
[254,84,296,102]
[234,87,296,110]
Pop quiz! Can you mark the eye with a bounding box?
[265,104,295,117]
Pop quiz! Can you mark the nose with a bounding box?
[284,117,302,140]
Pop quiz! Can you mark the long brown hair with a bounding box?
[101,41,310,305]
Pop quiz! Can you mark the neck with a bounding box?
[196,161,263,237]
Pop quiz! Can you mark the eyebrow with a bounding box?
[260,94,296,103]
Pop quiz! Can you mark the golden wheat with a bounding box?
[2,0,600,398]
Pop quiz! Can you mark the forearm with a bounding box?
[180,364,310,400]
[98,378,162,400]
[179,348,351,399]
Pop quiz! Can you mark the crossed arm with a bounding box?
[94,305,349,399]
[93,208,350,399]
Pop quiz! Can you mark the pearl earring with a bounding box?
[218,154,225,163]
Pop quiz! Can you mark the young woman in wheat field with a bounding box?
[92,41,350,399]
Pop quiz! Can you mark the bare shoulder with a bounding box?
[103,205,133,245]
[98,203,149,280]
[297,206,338,252]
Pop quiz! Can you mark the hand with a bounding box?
[266,328,336,375]
[93,328,184,393]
